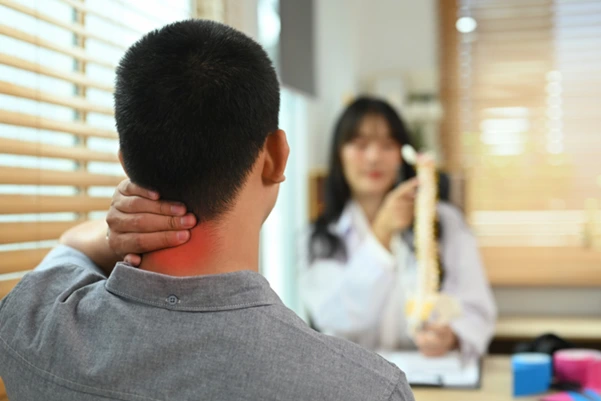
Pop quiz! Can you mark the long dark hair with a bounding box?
[309,97,416,262]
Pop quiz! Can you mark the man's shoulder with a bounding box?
[32,245,106,276]
[307,332,413,400]
[5,246,105,303]
[314,328,401,381]
[258,305,412,400]
[0,246,106,335]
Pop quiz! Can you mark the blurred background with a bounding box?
[0,0,600,362]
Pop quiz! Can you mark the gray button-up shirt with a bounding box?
[0,246,414,401]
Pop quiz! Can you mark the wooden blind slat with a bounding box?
[0,54,114,92]
[56,0,144,35]
[0,277,22,299]
[475,8,554,20]
[0,195,111,214]
[0,81,113,115]
[471,0,552,8]
[0,110,117,139]
[0,221,80,245]
[477,10,601,21]
[477,21,554,34]
[0,248,51,275]
[0,25,115,70]
[0,137,118,163]
[1,0,128,50]
[478,31,600,43]
[0,377,6,401]
[483,247,601,286]
[0,166,124,186]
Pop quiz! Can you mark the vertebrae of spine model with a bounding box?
[402,146,461,335]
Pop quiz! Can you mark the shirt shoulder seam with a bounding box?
[386,379,411,401]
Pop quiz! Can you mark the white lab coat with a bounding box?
[300,201,497,359]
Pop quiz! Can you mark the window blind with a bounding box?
[0,0,192,299]
[440,0,601,286]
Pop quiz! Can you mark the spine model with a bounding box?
[402,146,462,336]
[407,153,439,334]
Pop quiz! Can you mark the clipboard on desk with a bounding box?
[379,351,482,389]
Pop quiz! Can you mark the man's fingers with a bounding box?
[117,179,159,200]
[123,253,142,267]
[114,195,187,216]
[110,231,191,255]
[107,210,196,233]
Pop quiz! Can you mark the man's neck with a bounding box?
[138,215,261,277]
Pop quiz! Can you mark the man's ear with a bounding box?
[262,130,289,184]
[118,149,125,171]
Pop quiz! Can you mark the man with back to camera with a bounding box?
[0,19,414,400]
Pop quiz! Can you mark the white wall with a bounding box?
[351,0,439,85]
[308,0,360,169]
[309,0,440,169]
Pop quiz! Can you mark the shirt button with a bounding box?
[166,295,179,305]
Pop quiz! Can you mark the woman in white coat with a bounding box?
[301,97,496,359]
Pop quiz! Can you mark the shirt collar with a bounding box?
[105,263,282,312]
[334,202,353,235]
[335,200,370,237]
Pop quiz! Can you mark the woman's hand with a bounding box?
[371,178,418,249]
[106,179,197,266]
[415,323,459,357]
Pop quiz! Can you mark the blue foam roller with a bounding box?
[582,390,601,401]
[567,392,601,401]
[512,353,553,397]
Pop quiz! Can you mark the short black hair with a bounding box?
[115,19,280,221]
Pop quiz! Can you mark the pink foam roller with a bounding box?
[554,349,601,386]
[587,356,601,391]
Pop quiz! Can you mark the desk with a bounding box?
[496,316,601,341]
[413,356,536,401]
